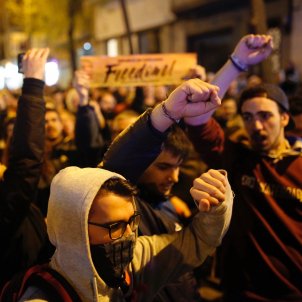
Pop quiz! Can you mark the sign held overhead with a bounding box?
[80,53,197,87]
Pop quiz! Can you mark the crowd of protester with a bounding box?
[0,34,301,302]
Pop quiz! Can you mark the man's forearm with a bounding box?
[10,78,45,166]
[102,110,168,183]
[184,59,241,126]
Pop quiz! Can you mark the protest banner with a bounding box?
[80,53,197,87]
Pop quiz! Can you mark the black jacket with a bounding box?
[102,110,200,301]
[75,105,107,168]
[102,110,177,234]
[0,79,52,288]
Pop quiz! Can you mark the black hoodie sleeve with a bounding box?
[102,109,169,183]
[0,78,45,242]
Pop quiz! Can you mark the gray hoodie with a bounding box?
[19,166,233,302]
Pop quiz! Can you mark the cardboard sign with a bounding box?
[80,53,197,87]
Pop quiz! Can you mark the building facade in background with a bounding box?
[82,0,302,86]
[1,0,301,87]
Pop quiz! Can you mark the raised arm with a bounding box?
[102,80,221,182]
[133,168,233,298]
[185,34,273,126]
[213,34,273,97]
[99,35,273,182]
[1,48,49,237]
[151,79,220,132]
[190,169,227,212]
[74,70,106,167]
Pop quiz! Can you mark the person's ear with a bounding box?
[281,112,290,128]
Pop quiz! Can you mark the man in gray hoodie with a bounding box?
[15,78,234,302]
[18,165,232,302]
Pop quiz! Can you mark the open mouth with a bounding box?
[251,132,267,145]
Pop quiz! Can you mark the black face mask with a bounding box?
[90,234,135,288]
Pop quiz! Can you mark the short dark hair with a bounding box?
[100,177,138,201]
[163,125,193,161]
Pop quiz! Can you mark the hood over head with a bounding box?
[47,166,126,301]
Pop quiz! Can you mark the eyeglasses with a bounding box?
[88,211,141,240]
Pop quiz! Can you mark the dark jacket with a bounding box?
[75,105,107,168]
[0,79,52,289]
[102,110,177,234]
[36,135,79,216]
[36,105,98,217]
[76,107,180,233]
[102,110,200,301]
[102,110,167,182]
[187,118,302,302]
